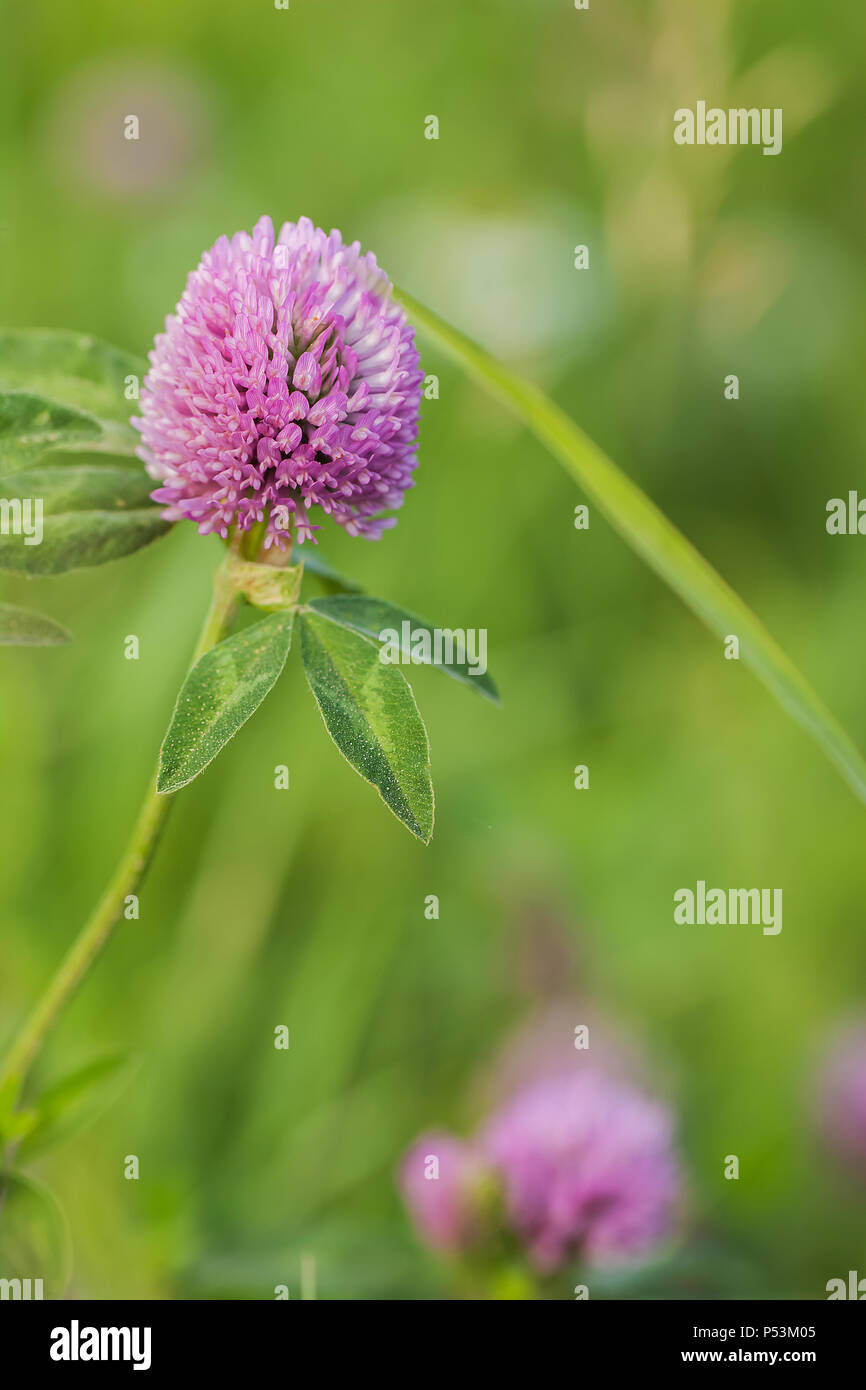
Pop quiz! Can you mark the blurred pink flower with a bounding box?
[399,1131,486,1255]
[480,1069,679,1273]
[400,1063,680,1274]
[44,58,210,199]
[815,1021,866,1179]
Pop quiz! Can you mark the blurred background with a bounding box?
[1,0,866,1299]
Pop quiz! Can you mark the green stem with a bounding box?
[397,287,866,809]
[0,559,238,1110]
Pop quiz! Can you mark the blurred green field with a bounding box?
[2,0,866,1298]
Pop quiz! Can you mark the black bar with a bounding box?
[2,1298,861,1374]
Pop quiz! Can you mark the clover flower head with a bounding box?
[134,215,422,548]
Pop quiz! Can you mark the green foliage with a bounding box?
[299,608,434,842]
[399,289,866,810]
[16,1053,137,1162]
[0,1171,72,1299]
[0,462,169,574]
[0,392,105,472]
[0,329,147,425]
[0,331,143,471]
[153,556,486,837]
[309,595,499,702]
[298,549,364,594]
[0,602,70,645]
[157,612,295,794]
[0,330,165,585]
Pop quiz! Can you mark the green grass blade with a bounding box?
[397,287,866,807]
